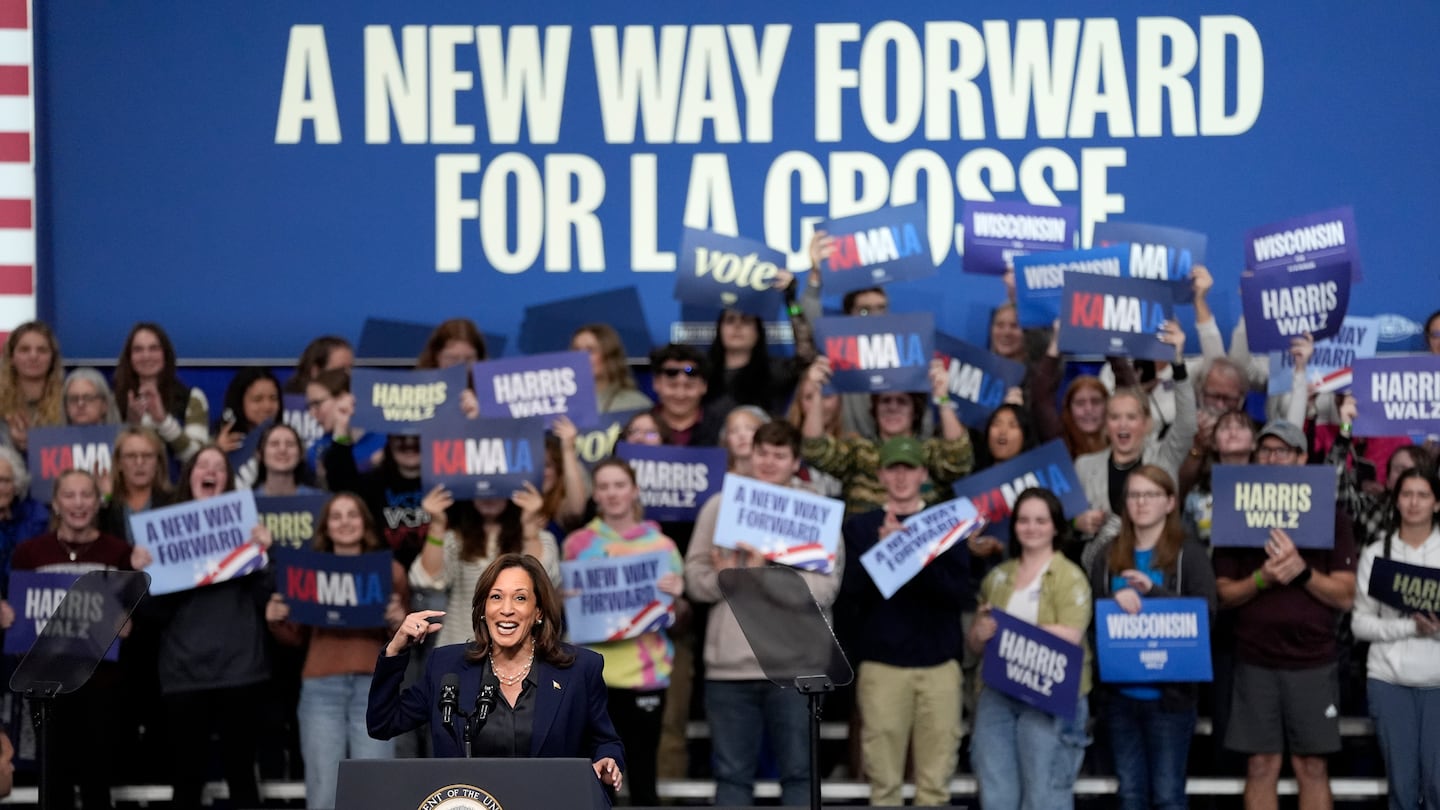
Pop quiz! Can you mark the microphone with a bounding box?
[439,673,460,726]
[475,681,497,725]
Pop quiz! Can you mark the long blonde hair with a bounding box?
[0,321,64,427]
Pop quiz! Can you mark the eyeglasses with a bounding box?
[626,429,660,441]
[875,395,911,407]
[1201,390,1243,409]
[1255,445,1298,460]
[120,452,158,463]
[657,366,699,378]
[1125,491,1168,502]
[65,393,104,406]
[854,306,888,316]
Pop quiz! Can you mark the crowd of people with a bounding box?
[0,260,1436,809]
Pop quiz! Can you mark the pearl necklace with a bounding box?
[491,647,534,686]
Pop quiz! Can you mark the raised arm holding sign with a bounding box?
[962,200,1078,276]
[1245,206,1361,281]
[1350,354,1440,436]
[351,366,470,434]
[813,313,936,394]
[674,228,786,316]
[1092,222,1207,283]
[1058,273,1181,362]
[816,203,936,294]
[1239,261,1352,353]
[471,351,598,425]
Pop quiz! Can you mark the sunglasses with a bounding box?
[658,365,699,378]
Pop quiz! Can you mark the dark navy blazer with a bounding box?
[367,642,626,770]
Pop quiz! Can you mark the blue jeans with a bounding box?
[1105,694,1195,810]
[970,686,1091,810]
[1368,678,1440,810]
[704,679,810,807]
[299,673,397,809]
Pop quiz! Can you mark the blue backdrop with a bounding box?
[34,2,1440,359]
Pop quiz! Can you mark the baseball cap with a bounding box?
[879,436,924,468]
[1256,420,1306,452]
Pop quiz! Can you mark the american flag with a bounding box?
[0,0,34,343]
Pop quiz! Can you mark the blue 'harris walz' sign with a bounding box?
[981,608,1083,719]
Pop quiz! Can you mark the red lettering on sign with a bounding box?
[432,440,464,476]
[827,234,858,271]
[39,446,71,480]
[287,567,316,602]
[1070,291,1103,328]
[971,489,1012,522]
[825,336,860,370]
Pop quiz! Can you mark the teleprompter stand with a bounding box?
[719,565,853,810]
[8,570,149,810]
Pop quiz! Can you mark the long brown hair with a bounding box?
[286,335,352,394]
[416,318,487,368]
[1109,465,1185,576]
[175,445,236,502]
[312,493,384,553]
[1061,376,1109,457]
[540,435,566,522]
[450,498,526,562]
[573,323,637,394]
[113,322,189,421]
[465,553,573,667]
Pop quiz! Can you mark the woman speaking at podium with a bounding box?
[368,553,626,793]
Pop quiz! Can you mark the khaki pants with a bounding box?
[856,659,963,806]
[656,634,693,780]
